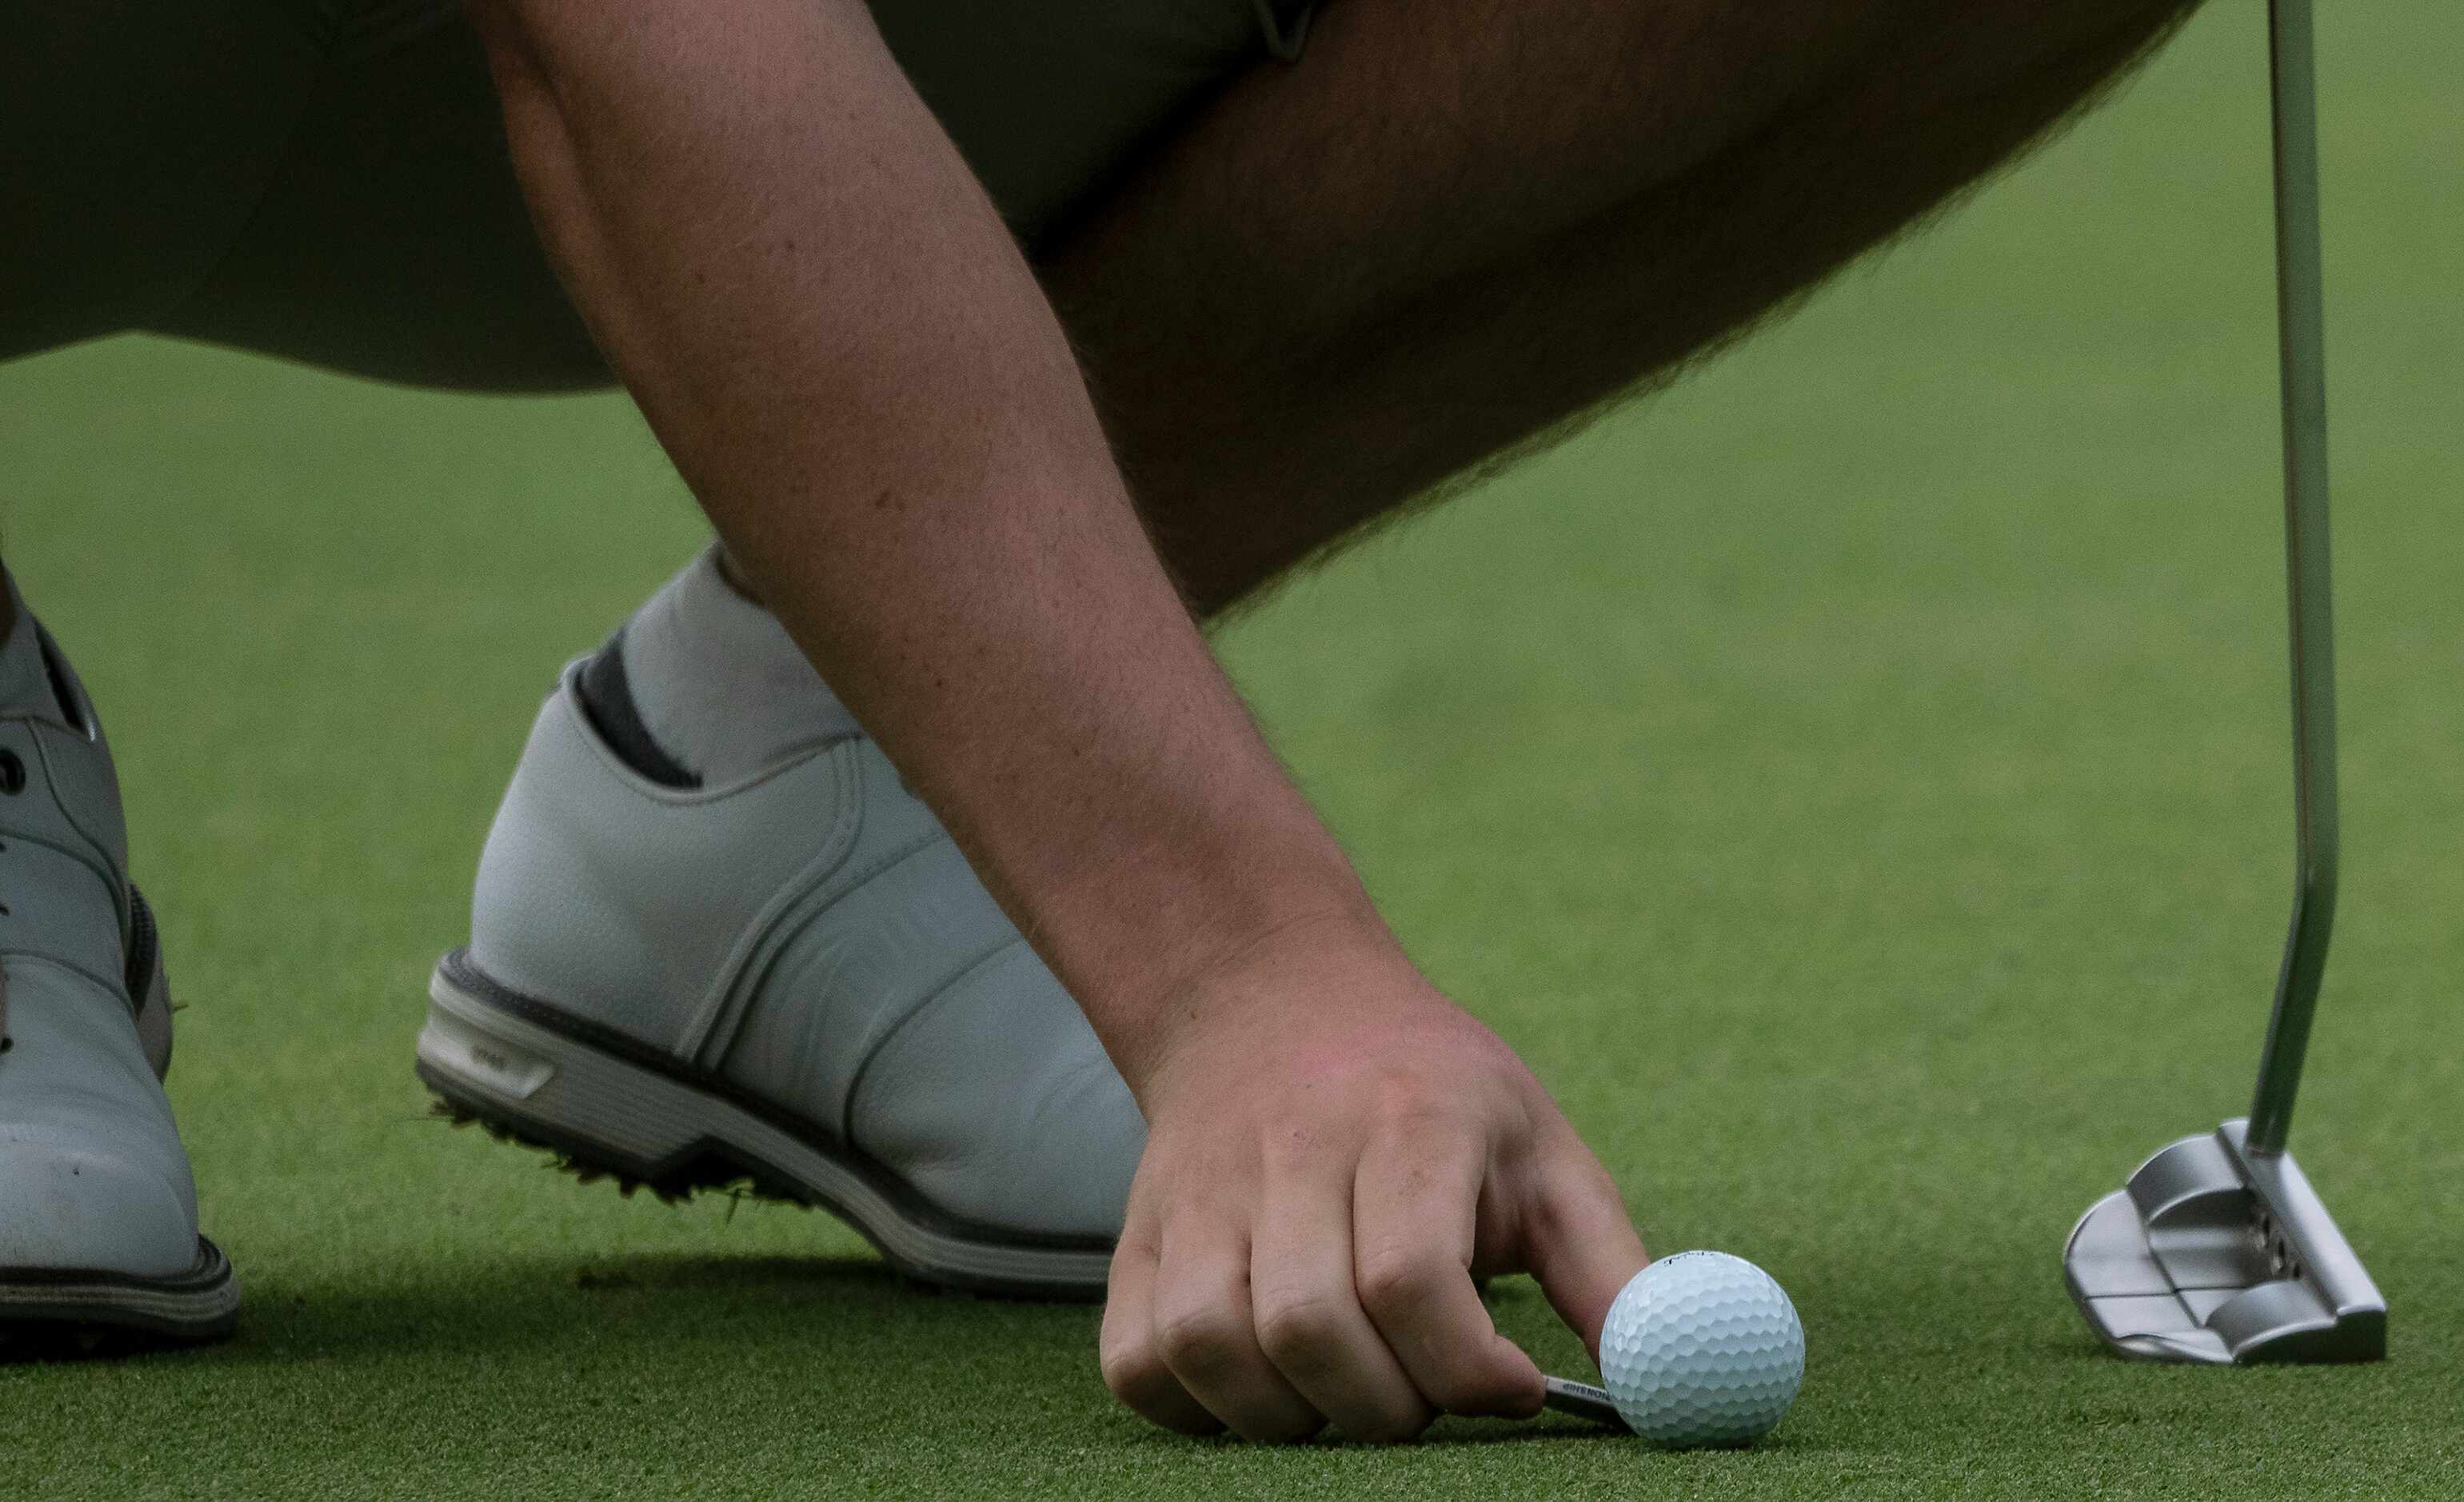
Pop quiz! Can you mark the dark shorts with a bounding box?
[0,0,1309,389]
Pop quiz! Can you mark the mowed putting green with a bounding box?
[3,2,2458,1496]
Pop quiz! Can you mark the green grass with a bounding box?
[3,2,2460,1496]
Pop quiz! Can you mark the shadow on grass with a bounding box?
[0,1252,1689,1455]
[218,1249,1083,1356]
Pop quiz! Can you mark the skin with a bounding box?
[467,0,1647,1444]
[471,0,1629,1443]
[476,0,2206,1444]
[24,0,2171,1445]
[1055,0,2199,1436]
[0,0,2200,1444]
[1045,0,2204,616]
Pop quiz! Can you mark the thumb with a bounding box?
[1520,1150,1650,1364]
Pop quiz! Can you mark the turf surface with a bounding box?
[4,2,2460,1496]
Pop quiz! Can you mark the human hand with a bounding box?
[1098,928,1648,1442]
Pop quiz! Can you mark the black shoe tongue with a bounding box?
[0,617,94,735]
[575,630,703,789]
[0,631,61,729]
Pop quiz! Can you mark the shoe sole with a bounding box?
[415,949,1114,1300]
[0,1239,241,1354]
[0,881,238,1356]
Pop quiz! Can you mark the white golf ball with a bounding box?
[1597,1250,1805,1448]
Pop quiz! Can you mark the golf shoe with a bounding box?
[0,616,238,1348]
[417,649,1142,1296]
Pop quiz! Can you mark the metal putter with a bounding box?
[2061,0,2385,1365]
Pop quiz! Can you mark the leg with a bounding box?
[6,0,1295,1303]
[0,0,312,1344]
[440,6,2202,1282]
[0,1,320,362]
[413,3,1334,1292]
[1043,0,2204,615]
[143,1,1286,389]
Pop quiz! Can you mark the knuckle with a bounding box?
[1356,1245,1447,1320]
[1372,1077,1466,1133]
[1100,1328,1228,1437]
[1098,1332,1164,1404]
[1252,1289,1348,1369]
[1152,1303,1246,1380]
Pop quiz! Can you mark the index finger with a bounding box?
[1350,1122,1544,1418]
[1520,1137,1650,1363]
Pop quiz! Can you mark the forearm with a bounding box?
[475,0,1377,1081]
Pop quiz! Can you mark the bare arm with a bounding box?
[473,0,1365,1081]
[475,0,1645,1442]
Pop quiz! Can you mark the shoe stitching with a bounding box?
[0,953,138,1018]
[0,825,130,1006]
[694,821,950,1075]
[0,817,115,897]
[22,726,130,933]
[677,741,876,1067]
[835,933,1033,1155]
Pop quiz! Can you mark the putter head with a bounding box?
[2064,1118,2384,1364]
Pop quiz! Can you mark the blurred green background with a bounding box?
[2,1,2458,1496]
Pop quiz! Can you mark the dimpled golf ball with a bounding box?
[1598,1250,1804,1448]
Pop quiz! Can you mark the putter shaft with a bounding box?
[2063,0,2382,1369]
[2246,0,2336,1158]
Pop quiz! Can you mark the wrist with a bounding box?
[1090,904,1410,1102]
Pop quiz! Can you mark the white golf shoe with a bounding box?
[417,649,1143,1296]
[0,619,238,1348]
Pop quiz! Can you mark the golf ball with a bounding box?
[1598,1250,1804,1448]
